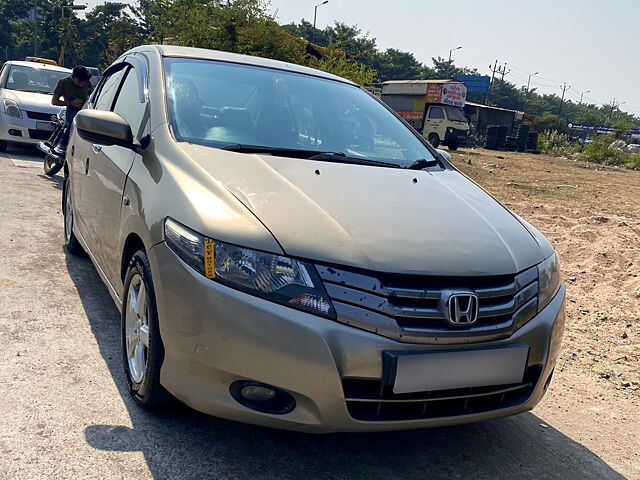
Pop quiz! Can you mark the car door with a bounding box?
[83,63,148,288]
[72,66,127,247]
[423,106,445,138]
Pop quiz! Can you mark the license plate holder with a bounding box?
[36,121,55,132]
[384,343,530,394]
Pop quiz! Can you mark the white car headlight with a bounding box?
[3,99,22,118]
[537,252,561,311]
[164,218,335,318]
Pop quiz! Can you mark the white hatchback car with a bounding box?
[0,60,70,152]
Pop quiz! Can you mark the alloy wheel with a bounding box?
[125,274,150,384]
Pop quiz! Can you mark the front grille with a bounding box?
[26,110,55,121]
[28,129,53,140]
[343,365,541,421]
[316,265,539,344]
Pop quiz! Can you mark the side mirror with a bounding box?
[76,109,134,149]
[436,148,452,162]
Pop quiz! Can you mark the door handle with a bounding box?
[91,144,102,154]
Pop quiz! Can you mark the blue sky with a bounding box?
[85,0,640,116]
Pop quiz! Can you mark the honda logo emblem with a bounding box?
[447,294,479,326]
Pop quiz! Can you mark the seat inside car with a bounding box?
[9,71,29,90]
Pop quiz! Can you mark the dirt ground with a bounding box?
[455,148,640,474]
[0,146,638,479]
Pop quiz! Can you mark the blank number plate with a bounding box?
[390,344,529,394]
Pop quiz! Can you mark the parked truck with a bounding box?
[381,79,469,150]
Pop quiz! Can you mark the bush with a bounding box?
[538,130,580,157]
[623,154,640,170]
[578,134,637,167]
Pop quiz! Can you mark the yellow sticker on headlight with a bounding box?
[204,238,215,279]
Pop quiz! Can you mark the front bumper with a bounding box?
[0,112,56,145]
[149,242,566,433]
[444,128,468,146]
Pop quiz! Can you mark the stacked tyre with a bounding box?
[484,125,500,150]
[516,124,529,152]
[504,136,518,151]
[497,125,509,150]
[527,132,539,153]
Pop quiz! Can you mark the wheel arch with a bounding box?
[121,232,146,282]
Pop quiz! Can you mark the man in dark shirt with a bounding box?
[52,65,92,154]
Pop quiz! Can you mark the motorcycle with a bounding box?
[37,109,66,176]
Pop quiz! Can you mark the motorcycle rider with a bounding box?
[51,66,92,155]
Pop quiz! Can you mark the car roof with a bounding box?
[130,45,357,86]
[4,61,72,73]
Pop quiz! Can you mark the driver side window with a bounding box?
[112,67,147,139]
[428,107,444,119]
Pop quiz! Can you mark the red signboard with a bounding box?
[398,111,425,122]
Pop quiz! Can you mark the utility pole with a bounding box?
[33,0,38,56]
[522,71,538,112]
[499,62,510,82]
[448,46,462,62]
[609,99,625,121]
[312,1,329,44]
[579,90,590,104]
[486,60,509,104]
[486,60,498,104]
[558,82,570,115]
[58,3,86,66]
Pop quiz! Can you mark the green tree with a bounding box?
[372,48,423,81]
[532,113,568,134]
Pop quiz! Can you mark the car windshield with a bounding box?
[5,65,69,94]
[164,58,437,166]
[445,106,467,122]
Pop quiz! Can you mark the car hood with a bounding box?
[3,90,61,112]
[179,144,548,276]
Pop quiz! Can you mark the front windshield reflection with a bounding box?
[164,58,436,166]
[5,66,69,94]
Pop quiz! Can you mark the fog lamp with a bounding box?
[240,385,277,402]
[230,380,296,415]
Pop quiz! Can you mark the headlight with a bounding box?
[447,127,454,133]
[3,99,22,118]
[537,252,561,311]
[164,218,335,318]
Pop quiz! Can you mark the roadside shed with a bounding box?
[464,101,524,135]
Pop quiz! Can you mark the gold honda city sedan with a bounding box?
[63,45,565,433]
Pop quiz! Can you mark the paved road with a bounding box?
[0,145,628,479]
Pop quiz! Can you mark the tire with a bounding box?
[63,178,85,255]
[44,154,64,176]
[122,250,173,409]
[427,133,440,148]
[0,140,7,153]
[448,142,459,151]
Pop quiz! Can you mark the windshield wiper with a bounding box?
[220,144,313,156]
[404,158,442,170]
[307,152,400,168]
[220,144,400,168]
[21,89,51,94]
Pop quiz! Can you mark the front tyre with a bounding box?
[122,250,173,409]
[448,142,459,151]
[44,154,64,176]
[427,133,440,148]
[63,178,85,255]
